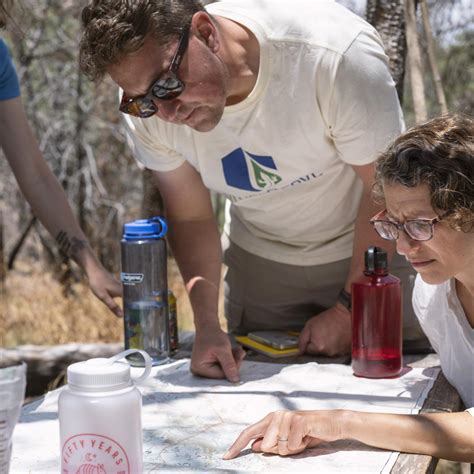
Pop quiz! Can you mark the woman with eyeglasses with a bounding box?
[0,2,122,317]
[224,114,474,463]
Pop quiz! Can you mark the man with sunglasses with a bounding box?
[80,0,422,383]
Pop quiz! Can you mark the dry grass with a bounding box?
[3,258,227,347]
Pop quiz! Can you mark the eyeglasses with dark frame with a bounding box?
[119,27,190,118]
[370,209,450,242]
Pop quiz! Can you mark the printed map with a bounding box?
[11,360,438,473]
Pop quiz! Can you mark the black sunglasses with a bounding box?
[119,27,190,118]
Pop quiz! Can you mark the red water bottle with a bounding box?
[351,246,402,378]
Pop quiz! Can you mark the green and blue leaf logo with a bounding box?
[222,148,282,192]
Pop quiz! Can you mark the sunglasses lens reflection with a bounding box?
[153,78,183,96]
[120,75,185,117]
[121,97,156,118]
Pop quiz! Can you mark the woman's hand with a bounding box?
[223,409,343,460]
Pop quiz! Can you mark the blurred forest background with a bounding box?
[1,0,473,349]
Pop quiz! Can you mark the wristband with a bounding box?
[337,288,352,311]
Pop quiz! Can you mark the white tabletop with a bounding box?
[11,359,439,473]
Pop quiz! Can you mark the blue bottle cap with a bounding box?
[123,216,168,241]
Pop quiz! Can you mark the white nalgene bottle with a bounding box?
[58,349,151,474]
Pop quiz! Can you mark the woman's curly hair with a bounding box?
[79,0,205,81]
[374,113,473,232]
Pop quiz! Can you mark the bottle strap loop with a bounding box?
[110,349,152,384]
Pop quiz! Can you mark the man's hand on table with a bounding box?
[191,327,246,383]
[298,304,351,356]
[223,409,342,459]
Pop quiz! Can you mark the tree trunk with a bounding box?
[0,210,4,294]
[0,343,122,396]
[366,0,407,105]
[419,0,448,115]
[404,0,428,122]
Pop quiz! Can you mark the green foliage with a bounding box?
[439,30,474,114]
[402,1,473,126]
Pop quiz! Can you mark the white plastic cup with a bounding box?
[0,363,27,474]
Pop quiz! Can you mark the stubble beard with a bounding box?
[189,104,225,133]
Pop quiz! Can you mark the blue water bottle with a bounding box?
[120,217,170,366]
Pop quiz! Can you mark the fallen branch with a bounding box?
[0,342,122,396]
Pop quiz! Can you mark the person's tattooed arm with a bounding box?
[55,230,88,261]
[55,230,123,315]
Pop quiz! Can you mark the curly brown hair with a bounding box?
[374,114,474,232]
[79,0,205,81]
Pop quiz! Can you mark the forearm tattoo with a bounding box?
[56,230,87,259]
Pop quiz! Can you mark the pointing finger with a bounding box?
[217,349,241,383]
[223,419,269,460]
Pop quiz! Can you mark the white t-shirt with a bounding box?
[413,275,474,408]
[124,0,403,265]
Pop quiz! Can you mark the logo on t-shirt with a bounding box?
[222,148,282,192]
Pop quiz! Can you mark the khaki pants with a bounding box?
[223,240,426,342]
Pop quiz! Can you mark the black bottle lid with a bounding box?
[365,246,388,273]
